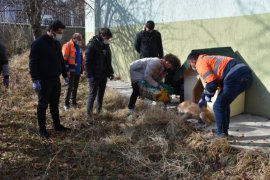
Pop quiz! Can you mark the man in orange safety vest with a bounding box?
[62,33,84,110]
[187,52,253,138]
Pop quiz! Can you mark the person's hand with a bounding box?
[32,80,41,92]
[109,74,114,80]
[198,98,207,108]
[157,84,163,90]
[205,95,212,102]
[64,77,69,86]
[3,76,9,88]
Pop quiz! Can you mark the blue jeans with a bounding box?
[213,67,253,135]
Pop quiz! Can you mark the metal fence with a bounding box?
[0,4,85,26]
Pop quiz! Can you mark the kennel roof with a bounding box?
[174,46,243,80]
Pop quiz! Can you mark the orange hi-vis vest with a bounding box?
[62,39,84,73]
[196,54,233,84]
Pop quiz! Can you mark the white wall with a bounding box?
[153,0,270,22]
[85,0,270,34]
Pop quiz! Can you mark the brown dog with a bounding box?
[177,100,215,126]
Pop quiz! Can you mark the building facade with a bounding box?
[85,0,270,117]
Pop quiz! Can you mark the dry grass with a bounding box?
[0,50,269,179]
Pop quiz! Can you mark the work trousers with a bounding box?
[213,67,253,135]
[87,77,107,115]
[128,82,140,110]
[37,78,61,130]
[64,73,80,106]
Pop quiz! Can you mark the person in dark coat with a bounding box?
[0,42,9,88]
[29,20,70,138]
[135,21,182,100]
[84,28,114,123]
[135,20,164,59]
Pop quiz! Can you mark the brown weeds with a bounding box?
[0,51,269,179]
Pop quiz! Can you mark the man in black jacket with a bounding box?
[29,20,70,138]
[134,20,164,59]
[84,28,114,123]
[0,42,9,88]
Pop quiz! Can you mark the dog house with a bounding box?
[175,47,245,117]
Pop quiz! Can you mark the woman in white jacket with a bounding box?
[128,53,181,113]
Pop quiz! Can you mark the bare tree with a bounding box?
[23,0,90,39]
[2,0,92,39]
[22,0,43,39]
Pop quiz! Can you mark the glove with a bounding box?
[198,98,207,108]
[64,77,69,86]
[157,84,163,90]
[157,89,170,103]
[205,95,212,102]
[32,80,41,92]
[3,76,9,88]
[109,74,114,80]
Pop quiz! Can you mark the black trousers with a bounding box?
[87,77,107,115]
[37,78,61,130]
[128,82,140,110]
[64,72,80,105]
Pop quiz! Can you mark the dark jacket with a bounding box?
[135,30,163,59]
[0,42,8,75]
[84,35,114,79]
[29,34,67,81]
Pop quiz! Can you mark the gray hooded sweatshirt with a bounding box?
[129,57,164,87]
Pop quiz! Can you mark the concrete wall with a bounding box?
[85,0,270,117]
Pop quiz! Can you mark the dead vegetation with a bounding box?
[0,50,270,179]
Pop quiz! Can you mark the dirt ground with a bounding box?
[0,51,270,179]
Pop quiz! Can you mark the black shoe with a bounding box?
[39,129,49,139]
[96,109,101,114]
[54,124,71,131]
[85,113,95,125]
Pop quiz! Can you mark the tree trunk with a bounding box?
[23,0,43,40]
[95,0,102,35]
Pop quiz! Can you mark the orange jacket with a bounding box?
[196,54,233,84]
[62,39,84,73]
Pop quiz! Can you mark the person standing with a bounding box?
[128,54,181,112]
[0,42,9,88]
[135,20,163,59]
[187,52,253,137]
[29,20,70,138]
[62,33,84,110]
[84,28,114,123]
